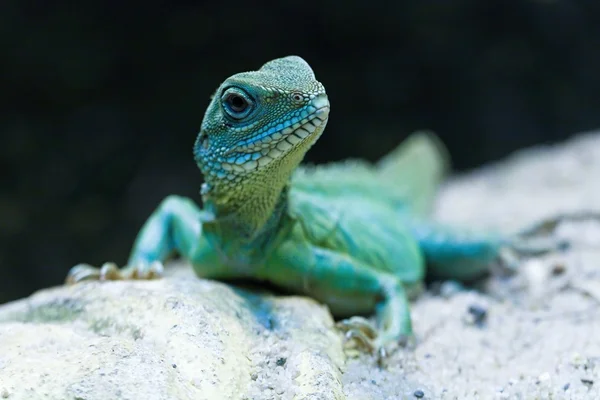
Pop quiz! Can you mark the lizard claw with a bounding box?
[336,316,414,361]
[65,261,164,284]
[336,316,378,352]
[337,316,377,339]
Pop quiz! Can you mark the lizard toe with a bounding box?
[336,316,380,353]
[65,261,164,284]
[336,316,377,339]
[65,263,102,284]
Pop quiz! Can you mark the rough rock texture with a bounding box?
[0,272,345,400]
[2,131,600,399]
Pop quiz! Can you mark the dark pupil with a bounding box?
[228,95,247,112]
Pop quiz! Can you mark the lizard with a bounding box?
[66,55,574,357]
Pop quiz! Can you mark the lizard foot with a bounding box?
[336,316,414,361]
[65,261,164,284]
[337,316,378,351]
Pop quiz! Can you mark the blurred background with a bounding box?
[2,0,600,304]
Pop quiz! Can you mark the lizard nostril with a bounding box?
[291,92,305,104]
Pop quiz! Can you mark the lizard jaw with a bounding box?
[218,94,330,174]
[261,98,330,156]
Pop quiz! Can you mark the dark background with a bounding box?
[2,0,600,304]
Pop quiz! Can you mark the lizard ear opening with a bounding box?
[199,133,209,150]
[193,131,210,163]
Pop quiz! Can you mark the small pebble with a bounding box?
[172,363,177,369]
[581,378,594,387]
[276,357,286,366]
[551,263,566,275]
[467,304,488,326]
[413,389,424,398]
[563,383,570,391]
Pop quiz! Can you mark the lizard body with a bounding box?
[67,56,557,355]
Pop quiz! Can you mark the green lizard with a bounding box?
[66,56,568,356]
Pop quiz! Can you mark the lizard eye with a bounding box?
[226,94,247,112]
[221,88,254,120]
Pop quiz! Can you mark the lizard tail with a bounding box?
[376,130,451,216]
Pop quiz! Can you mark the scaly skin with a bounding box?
[67,56,567,357]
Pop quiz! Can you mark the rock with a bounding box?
[0,266,345,400]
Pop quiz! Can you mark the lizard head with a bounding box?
[194,56,330,195]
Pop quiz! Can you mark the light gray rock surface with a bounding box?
[0,272,345,400]
[2,131,600,399]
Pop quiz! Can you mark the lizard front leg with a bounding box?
[263,240,417,358]
[337,277,413,359]
[66,195,213,283]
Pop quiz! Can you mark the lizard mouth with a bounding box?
[219,94,330,172]
[238,93,329,152]
[267,101,330,151]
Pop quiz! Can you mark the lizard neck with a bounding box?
[201,166,292,242]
